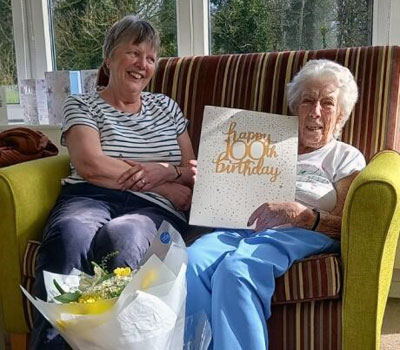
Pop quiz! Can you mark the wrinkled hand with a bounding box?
[118,160,171,191]
[247,201,307,232]
[162,183,193,211]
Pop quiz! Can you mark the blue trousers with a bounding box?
[185,227,340,350]
[30,183,187,350]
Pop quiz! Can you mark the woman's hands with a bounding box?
[183,159,197,187]
[156,182,193,211]
[117,157,196,211]
[118,160,175,191]
[118,159,198,191]
[247,201,313,232]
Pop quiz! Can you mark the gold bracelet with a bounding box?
[174,165,182,179]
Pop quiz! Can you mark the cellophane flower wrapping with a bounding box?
[21,221,211,350]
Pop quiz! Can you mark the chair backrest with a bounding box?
[145,46,400,161]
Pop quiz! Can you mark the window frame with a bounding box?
[11,0,53,83]
[7,0,400,121]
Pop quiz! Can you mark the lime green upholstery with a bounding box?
[341,150,400,349]
[1,151,399,350]
[0,155,70,333]
[2,46,400,349]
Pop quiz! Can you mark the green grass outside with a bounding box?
[3,85,20,104]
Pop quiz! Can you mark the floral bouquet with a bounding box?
[21,221,211,350]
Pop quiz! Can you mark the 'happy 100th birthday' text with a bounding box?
[212,121,281,182]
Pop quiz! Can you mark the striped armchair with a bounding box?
[147,46,400,350]
[1,46,400,350]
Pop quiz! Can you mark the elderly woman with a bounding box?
[31,16,196,349]
[185,59,366,349]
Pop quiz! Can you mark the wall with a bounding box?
[390,247,400,297]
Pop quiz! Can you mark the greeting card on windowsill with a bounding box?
[80,69,98,93]
[45,71,82,125]
[0,86,8,124]
[189,106,298,229]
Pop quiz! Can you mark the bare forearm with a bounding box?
[295,207,341,238]
[314,212,341,239]
[173,165,195,187]
[75,155,131,190]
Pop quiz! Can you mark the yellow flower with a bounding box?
[78,294,101,304]
[113,267,132,277]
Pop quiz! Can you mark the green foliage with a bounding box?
[96,250,119,273]
[0,0,17,85]
[54,291,82,303]
[336,0,372,48]
[5,86,19,104]
[52,0,177,71]
[0,0,372,84]
[210,0,372,54]
[211,0,282,54]
[53,279,82,303]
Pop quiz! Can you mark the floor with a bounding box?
[1,298,399,349]
[381,298,400,349]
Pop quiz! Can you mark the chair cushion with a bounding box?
[272,253,341,304]
[21,240,341,330]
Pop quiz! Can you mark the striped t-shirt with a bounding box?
[61,91,189,221]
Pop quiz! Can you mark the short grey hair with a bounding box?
[287,59,358,138]
[102,15,160,76]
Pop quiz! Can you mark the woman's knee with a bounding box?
[187,245,207,276]
[213,254,275,290]
[93,214,157,268]
[38,216,97,273]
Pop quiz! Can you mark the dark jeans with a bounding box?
[30,183,187,350]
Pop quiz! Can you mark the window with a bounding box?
[210,0,373,54]
[49,0,178,71]
[0,0,21,123]
[4,0,400,125]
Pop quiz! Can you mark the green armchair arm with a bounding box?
[341,150,400,350]
[0,155,70,333]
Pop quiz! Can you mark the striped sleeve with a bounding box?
[163,95,189,136]
[61,95,99,146]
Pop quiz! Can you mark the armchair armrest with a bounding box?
[341,150,400,350]
[0,155,70,333]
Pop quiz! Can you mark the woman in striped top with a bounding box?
[31,16,196,349]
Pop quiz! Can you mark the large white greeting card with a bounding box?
[190,106,298,229]
[19,79,49,124]
[80,69,98,93]
[0,87,8,124]
[20,79,39,124]
[45,71,82,125]
[35,79,49,124]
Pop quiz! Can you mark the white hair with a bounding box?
[287,59,358,138]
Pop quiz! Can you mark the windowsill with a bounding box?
[0,124,61,129]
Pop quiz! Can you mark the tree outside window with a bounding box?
[0,0,19,105]
[210,0,373,54]
[0,0,374,111]
[50,0,178,71]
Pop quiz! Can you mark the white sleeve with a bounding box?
[332,143,366,183]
